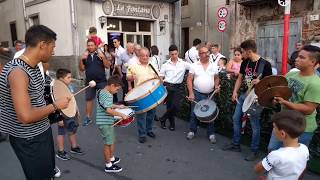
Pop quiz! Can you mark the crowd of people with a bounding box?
[0,24,319,180]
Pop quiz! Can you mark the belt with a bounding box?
[164,82,182,86]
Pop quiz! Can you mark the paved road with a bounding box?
[0,92,319,180]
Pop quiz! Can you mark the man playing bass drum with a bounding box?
[223,40,272,161]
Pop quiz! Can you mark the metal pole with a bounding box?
[282,0,291,75]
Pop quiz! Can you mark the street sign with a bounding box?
[217,19,227,32]
[217,7,228,19]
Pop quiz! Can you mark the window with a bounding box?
[122,19,137,32]
[181,0,188,6]
[107,18,120,31]
[138,21,151,32]
[9,22,17,46]
[30,14,40,25]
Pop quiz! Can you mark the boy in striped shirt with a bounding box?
[96,75,127,173]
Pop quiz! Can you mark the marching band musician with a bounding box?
[159,45,190,131]
[222,40,272,161]
[186,45,220,143]
[127,48,159,143]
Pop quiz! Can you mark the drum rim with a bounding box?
[124,78,161,103]
[242,89,257,113]
[134,91,167,114]
[198,108,219,123]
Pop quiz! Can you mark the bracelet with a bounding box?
[52,103,58,112]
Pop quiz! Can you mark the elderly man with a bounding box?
[127,48,159,143]
[186,45,220,143]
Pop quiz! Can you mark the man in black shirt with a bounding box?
[288,40,305,69]
[223,40,272,161]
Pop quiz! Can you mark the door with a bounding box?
[257,20,301,74]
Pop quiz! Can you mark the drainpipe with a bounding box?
[22,0,28,31]
[204,0,208,42]
[69,0,80,78]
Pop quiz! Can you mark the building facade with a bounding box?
[0,0,180,78]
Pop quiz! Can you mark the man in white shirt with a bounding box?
[159,45,190,130]
[114,42,135,99]
[186,45,220,143]
[112,38,125,75]
[127,44,141,91]
[185,38,201,63]
[209,44,225,66]
[150,45,161,71]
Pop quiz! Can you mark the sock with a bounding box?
[106,162,112,168]
[110,156,115,161]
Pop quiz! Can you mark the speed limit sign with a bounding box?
[217,7,228,19]
[217,19,227,32]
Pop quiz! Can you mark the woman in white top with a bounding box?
[149,45,161,71]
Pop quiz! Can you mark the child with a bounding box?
[88,26,104,49]
[254,110,309,180]
[218,57,227,73]
[96,75,128,173]
[55,69,84,160]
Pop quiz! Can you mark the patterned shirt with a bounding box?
[96,89,115,125]
[0,58,50,138]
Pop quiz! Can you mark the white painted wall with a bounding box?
[0,0,25,47]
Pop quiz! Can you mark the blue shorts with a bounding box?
[268,130,314,151]
[85,81,107,101]
[57,118,79,135]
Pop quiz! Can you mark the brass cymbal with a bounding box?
[255,75,288,97]
[258,86,292,107]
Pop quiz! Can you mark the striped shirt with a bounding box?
[96,89,115,125]
[0,58,50,138]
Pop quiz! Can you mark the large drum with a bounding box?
[194,99,219,123]
[113,108,135,127]
[124,78,167,114]
[44,77,77,123]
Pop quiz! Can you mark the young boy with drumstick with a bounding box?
[96,75,128,173]
[254,110,309,180]
[55,68,84,160]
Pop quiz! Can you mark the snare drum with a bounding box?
[242,89,263,116]
[113,108,135,127]
[124,78,167,114]
[44,75,63,124]
[194,99,219,123]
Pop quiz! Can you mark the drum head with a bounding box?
[194,99,217,118]
[124,78,160,102]
[242,89,257,113]
[52,80,77,118]
[114,108,134,119]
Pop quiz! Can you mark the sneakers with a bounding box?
[70,147,84,155]
[222,144,241,152]
[56,151,71,161]
[245,152,259,161]
[209,135,217,144]
[147,132,156,138]
[111,157,120,164]
[54,167,61,178]
[160,120,167,129]
[186,131,195,140]
[105,164,122,173]
[83,117,92,126]
[138,137,146,143]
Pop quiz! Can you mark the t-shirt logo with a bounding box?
[288,78,304,102]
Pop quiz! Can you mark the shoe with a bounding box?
[169,118,175,131]
[56,151,71,161]
[70,147,84,155]
[245,152,259,161]
[54,167,61,178]
[209,135,217,144]
[111,157,120,164]
[222,144,241,152]
[169,126,175,131]
[147,132,156,138]
[186,131,195,140]
[105,164,122,173]
[160,120,167,129]
[83,117,92,126]
[138,137,146,143]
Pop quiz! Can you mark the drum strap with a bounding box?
[96,90,106,110]
[148,63,161,79]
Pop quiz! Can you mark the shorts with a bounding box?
[98,125,115,145]
[57,118,79,135]
[9,127,55,180]
[85,81,107,101]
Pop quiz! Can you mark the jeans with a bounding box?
[189,90,215,137]
[268,131,314,151]
[136,108,156,138]
[232,93,261,153]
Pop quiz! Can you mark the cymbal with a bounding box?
[255,75,288,97]
[258,86,292,107]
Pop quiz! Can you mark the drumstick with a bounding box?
[185,96,203,108]
[112,119,124,127]
[208,86,220,100]
[73,80,96,97]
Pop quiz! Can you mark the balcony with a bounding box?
[238,0,268,6]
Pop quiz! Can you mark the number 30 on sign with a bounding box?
[217,20,227,32]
